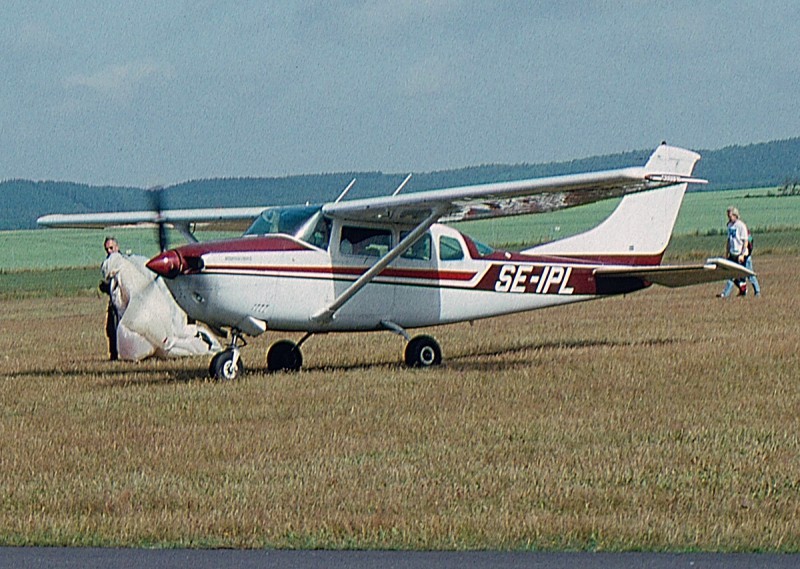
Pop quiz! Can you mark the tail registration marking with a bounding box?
[494,264,574,295]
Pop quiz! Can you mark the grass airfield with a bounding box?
[1,253,798,550]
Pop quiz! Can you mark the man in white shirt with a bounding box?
[726,207,749,262]
[717,207,749,298]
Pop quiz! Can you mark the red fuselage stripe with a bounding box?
[202,264,478,281]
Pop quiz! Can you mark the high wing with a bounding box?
[37,207,266,234]
[594,257,755,288]
[322,144,705,226]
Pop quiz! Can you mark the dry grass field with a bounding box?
[1,255,798,550]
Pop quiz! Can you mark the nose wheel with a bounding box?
[209,330,246,381]
[209,349,243,381]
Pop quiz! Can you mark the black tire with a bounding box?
[404,335,442,368]
[210,350,244,381]
[208,352,222,377]
[267,340,303,372]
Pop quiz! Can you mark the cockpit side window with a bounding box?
[340,226,391,257]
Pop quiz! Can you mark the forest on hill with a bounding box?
[2,137,799,230]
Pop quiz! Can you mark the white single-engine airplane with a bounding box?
[38,143,753,379]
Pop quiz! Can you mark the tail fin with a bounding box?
[522,144,701,265]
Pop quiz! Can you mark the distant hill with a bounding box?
[4,137,799,230]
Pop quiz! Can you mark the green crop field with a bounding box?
[0,228,236,273]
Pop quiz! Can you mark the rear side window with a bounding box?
[439,236,464,261]
[401,232,432,261]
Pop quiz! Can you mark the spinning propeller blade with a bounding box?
[149,187,169,252]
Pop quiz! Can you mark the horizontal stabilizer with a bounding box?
[594,257,755,288]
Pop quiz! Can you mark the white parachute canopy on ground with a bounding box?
[102,252,222,361]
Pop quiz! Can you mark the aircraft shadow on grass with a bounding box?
[11,336,685,387]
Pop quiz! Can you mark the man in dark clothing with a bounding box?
[99,237,120,360]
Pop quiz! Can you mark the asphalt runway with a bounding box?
[1,549,799,569]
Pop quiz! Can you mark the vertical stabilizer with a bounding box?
[522,144,701,264]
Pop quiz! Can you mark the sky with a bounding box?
[2,1,799,188]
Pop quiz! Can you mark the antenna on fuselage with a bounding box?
[334,178,357,203]
[391,173,412,196]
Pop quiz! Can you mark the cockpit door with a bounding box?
[329,222,397,324]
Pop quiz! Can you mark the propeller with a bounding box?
[148,186,169,252]
[145,186,193,280]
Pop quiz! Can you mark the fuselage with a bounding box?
[147,208,653,336]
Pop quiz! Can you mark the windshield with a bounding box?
[244,205,322,237]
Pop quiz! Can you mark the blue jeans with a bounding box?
[721,255,760,296]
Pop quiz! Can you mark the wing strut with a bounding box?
[392,174,412,196]
[334,179,357,203]
[174,222,199,243]
[312,207,445,324]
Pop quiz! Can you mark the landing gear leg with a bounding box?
[209,330,246,381]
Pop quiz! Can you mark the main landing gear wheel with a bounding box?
[404,335,442,368]
[267,339,303,372]
[210,349,244,381]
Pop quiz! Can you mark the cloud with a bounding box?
[64,61,174,98]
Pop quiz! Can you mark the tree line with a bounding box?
[3,137,799,230]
